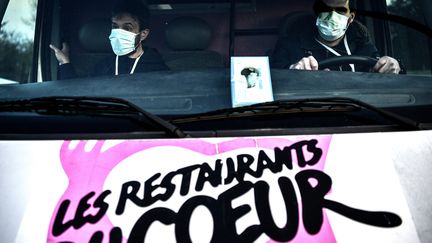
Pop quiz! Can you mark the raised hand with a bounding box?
[49,42,70,65]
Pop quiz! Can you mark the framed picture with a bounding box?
[230,56,274,107]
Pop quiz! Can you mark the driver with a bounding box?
[271,0,402,74]
[49,0,169,79]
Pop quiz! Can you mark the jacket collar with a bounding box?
[299,28,357,53]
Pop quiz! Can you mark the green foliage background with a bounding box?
[0,23,33,83]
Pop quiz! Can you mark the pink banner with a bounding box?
[47,136,401,243]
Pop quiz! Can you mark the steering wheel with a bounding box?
[318,55,378,70]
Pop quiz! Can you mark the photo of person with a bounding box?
[241,67,261,89]
[231,56,274,107]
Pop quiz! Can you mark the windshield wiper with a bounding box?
[0,96,190,138]
[172,97,422,130]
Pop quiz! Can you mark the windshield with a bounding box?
[2,2,432,243]
[0,0,431,134]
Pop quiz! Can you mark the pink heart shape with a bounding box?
[48,136,334,243]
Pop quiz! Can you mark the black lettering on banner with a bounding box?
[256,150,283,174]
[53,139,404,242]
[89,227,122,243]
[296,170,331,234]
[115,181,141,215]
[128,208,176,242]
[218,182,262,243]
[52,200,73,236]
[294,140,322,167]
[116,166,200,215]
[116,139,325,214]
[274,139,322,170]
[110,227,123,242]
[224,157,236,184]
[274,147,294,170]
[159,171,177,201]
[80,172,403,242]
[73,192,94,228]
[143,173,165,207]
[305,139,322,166]
[92,191,111,223]
[116,178,159,215]
[254,177,299,241]
[177,165,201,196]
[296,170,402,235]
[89,231,103,243]
[175,196,220,243]
[195,161,223,192]
[236,154,258,182]
[52,190,111,236]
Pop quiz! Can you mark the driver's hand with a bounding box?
[290,56,319,70]
[49,43,70,65]
[373,56,400,74]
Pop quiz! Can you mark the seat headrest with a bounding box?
[279,11,316,38]
[78,19,112,52]
[165,16,212,51]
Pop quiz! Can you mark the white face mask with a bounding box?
[246,73,258,88]
[316,11,350,42]
[109,29,139,56]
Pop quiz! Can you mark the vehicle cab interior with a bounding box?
[44,0,384,77]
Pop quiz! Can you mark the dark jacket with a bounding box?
[59,47,169,80]
[271,21,380,72]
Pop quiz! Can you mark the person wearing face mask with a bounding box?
[271,0,403,74]
[49,0,169,80]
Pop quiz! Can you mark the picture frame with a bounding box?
[230,56,274,108]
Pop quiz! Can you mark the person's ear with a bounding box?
[139,29,150,42]
[348,12,355,24]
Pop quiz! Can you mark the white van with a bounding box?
[0,0,431,242]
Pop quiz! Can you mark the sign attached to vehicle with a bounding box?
[7,132,427,242]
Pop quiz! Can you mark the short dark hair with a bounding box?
[241,67,260,77]
[313,0,357,15]
[112,0,150,30]
[349,0,357,11]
